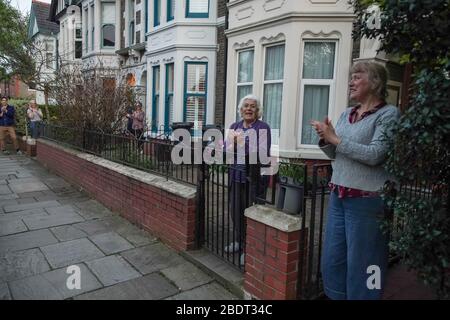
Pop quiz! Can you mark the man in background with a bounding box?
[0,96,21,155]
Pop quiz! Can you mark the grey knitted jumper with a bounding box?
[319,105,400,192]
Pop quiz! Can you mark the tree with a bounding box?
[352,0,450,298]
[51,65,134,134]
[0,0,33,81]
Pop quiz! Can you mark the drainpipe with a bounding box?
[221,0,229,128]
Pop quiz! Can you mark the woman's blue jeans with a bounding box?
[321,190,389,300]
[30,121,41,139]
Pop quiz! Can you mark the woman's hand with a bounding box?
[311,117,341,146]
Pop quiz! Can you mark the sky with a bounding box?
[9,0,51,15]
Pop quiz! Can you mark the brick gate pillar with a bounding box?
[243,205,307,300]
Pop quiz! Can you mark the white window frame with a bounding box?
[297,39,338,148]
[235,48,254,121]
[261,42,285,146]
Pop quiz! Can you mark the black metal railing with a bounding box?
[41,124,197,185]
[295,163,332,300]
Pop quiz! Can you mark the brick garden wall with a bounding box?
[35,140,197,252]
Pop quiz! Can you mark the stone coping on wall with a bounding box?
[244,205,302,232]
[38,139,197,199]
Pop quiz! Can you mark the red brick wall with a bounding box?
[36,140,197,252]
[244,218,307,300]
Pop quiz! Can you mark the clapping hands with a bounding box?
[310,117,341,146]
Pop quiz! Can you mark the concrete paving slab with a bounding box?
[0,283,11,300]
[3,200,60,213]
[0,209,48,224]
[120,244,185,275]
[23,206,84,230]
[74,200,113,220]
[89,232,134,255]
[9,263,102,300]
[72,220,112,236]
[160,261,213,291]
[0,219,28,237]
[85,255,141,286]
[0,248,51,282]
[0,229,58,254]
[8,181,49,194]
[165,282,238,300]
[0,194,18,200]
[50,225,88,242]
[41,238,105,269]
[74,273,178,300]
[0,185,12,195]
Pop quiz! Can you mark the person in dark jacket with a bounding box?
[0,96,21,155]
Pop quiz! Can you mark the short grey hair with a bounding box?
[350,61,389,99]
[237,94,262,119]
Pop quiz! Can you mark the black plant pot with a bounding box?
[276,176,304,215]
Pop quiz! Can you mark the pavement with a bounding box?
[0,154,238,300]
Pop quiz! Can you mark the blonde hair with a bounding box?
[350,61,388,99]
[237,94,262,119]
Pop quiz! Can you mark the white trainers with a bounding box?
[224,241,240,253]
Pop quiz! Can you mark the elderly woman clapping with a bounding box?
[311,62,400,300]
[224,94,271,266]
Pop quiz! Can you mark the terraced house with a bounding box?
[47,0,228,134]
[42,0,407,158]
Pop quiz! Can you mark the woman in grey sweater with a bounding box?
[311,62,400,300]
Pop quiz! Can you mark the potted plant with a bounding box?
[276,162,307,215]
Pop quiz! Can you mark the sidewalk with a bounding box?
[0,154,238,300]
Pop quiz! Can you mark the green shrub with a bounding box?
[353,0,450,298]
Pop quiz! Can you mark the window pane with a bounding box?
[186,64,206,94]
[189,0,208,14]
[167,64,174,93]
[129,21,135,45]
[153,96,159,128]
[76,27,82,39]
[236,85,252,120]
[301,85,330,145]
[238,50,254,83]
[168,0,174,20]
[185,96,205,124]
[237,85,252,105]
[102,25,115,47]
[263,83,283,131]
[168,95,174,125]
[46,53,53,68]
[75,41,82,58]
[154,67,160,93]
[46,40,54,51]
[302,42,335,79]
[155,0,161,25]
[102,3,115,24]
[264,45,285,81]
